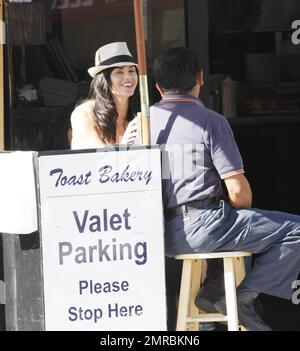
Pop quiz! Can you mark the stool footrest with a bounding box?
[187,314,228,323]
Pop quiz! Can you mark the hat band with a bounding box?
[99,55,135,67]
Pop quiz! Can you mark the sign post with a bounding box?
[38,147,167,330]
[0,0,4,151]
[134,0,150,144]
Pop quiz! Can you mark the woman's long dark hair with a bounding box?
[88,67,139,144]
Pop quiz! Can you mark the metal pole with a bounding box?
[133,0,150,145]
[0,0,4,151]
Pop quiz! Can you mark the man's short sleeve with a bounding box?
[210,117,244,179]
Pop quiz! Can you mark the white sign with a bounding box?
[0,151,37,234]
[38,147,167,331]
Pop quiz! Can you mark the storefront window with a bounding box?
[8,0,185,150]
[51,0,185,83]
[208,0,300,118]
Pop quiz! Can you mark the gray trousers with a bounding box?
[164,200,300,299]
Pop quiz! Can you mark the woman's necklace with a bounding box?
[116,119,128,143]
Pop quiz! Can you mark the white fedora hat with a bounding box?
[88,42,138,78]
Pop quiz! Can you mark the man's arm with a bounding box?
[223,173,252,209]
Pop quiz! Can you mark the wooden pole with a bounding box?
[0,0,4,151]
[133,0,150,145]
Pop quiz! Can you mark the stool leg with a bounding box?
[188,259,202,331]
[233,257,246,286]
[223,257,239,331]
[176,259,193,331]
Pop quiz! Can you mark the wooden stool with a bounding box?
[175,251,251,331]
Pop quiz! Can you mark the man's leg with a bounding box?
[215,286,272,331]
[210,205,300,330]
[165,200,300,330]
[195,258,224,312]
[195,254,253,312]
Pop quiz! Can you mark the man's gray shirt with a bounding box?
[150,93,244,209]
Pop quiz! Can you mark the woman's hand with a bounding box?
[120,117,139,144]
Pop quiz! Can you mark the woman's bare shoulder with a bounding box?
[72,99,95,116]
[71,100,103,148]
[71,100,95,123]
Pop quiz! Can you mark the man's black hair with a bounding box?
[153,47,200,93]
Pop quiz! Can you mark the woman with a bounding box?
[71,42,139,149]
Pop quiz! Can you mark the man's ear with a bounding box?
[156,83,164,96]
[197,70,204,87]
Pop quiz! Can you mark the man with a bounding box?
[150,47,300,331]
